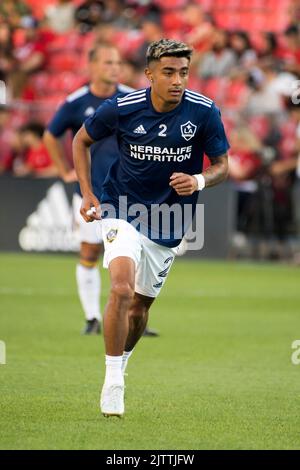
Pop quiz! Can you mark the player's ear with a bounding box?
[145,68,153,83]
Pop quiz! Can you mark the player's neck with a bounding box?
[150,89,181,113]
[90,82,116,98]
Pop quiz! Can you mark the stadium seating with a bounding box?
[30,72,86,97]
[29,95,67,122]
[26,0,83,19]
[248,116,271,140]
[26,0,56,19]
[208,0,292,32]
[47,52,81,72]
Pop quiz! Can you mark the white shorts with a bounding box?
[72,193,103,244]
[102,218,178,298]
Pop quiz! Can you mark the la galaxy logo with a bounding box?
[180,121,197,141]
[106,228,118,243]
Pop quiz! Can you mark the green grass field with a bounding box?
[0,252,300,450]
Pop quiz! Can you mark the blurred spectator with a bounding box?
[182,3,214,55]
[75,0,105,34]
[0,105,15,174]
[11,16,48,98]
[229,126,263,249]
[198,29,237,79]
[229,31,257,69]
[0,0,31,29]
[124,1,161,28]
[101,0,124,25]
[0,21,16,84]
[45,0,76,34]
[229,126,262,183]
[281,25,300,75]
[257,32,279,61]
[14,122,58,178]
[93,21,118,43]
[270,101,300,243]
[245,60,291,116]
[119,59,140,88]
[287,0,300,30]
[294,107,300,258]
[132,19,163,67]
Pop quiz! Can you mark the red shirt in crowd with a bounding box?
[25,144,53,173]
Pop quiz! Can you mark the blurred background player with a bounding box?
[44,41,158,336]
[15,121,58,178]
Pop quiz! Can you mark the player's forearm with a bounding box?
[202,154,228,188]
[72,128,93,196]
[43,131,70,177]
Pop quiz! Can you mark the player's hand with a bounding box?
[169,172,198,196]
[62,169,78,183]
[80,193,101,222]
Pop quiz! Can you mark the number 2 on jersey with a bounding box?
[158,124,167,137]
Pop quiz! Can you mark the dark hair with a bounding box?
[20,122,45,138]
[146,39,193,65]
[259,32,278,56]
[231,31,252,51]
[284,25,299,37]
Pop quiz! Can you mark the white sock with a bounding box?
[104,355,124,385]
[76,264,101,321]
[121,350,134,375]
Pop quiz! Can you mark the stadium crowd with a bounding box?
[0,0,300,259]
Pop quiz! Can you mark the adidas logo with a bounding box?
[18,182,80,252]
[133,125,147,134]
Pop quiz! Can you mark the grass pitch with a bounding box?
[0,252,300,450]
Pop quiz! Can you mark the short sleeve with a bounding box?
[203,104,230,158]
[47,101,74,137]
[84,99,118,141]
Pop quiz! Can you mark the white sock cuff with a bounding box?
[105,355,123,367]
[123,350,134,359]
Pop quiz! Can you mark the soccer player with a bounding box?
[73,39,230,416]
[44,42,158,336]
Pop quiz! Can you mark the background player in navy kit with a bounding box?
[44,42,158,336]
[73,39,229,416]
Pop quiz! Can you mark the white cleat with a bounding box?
[100,383,125,417]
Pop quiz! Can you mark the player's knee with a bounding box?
[110,282,134,304]
[80,243,101,264]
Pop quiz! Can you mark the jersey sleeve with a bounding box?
[202,104,230,158]
[47,101,75,137]
[84,99,118,141]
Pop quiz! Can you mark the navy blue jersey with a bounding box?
[47,83,134,199]
[84,87,230,247]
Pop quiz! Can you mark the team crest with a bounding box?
[106,228,118,243]
[180,121,197,141]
